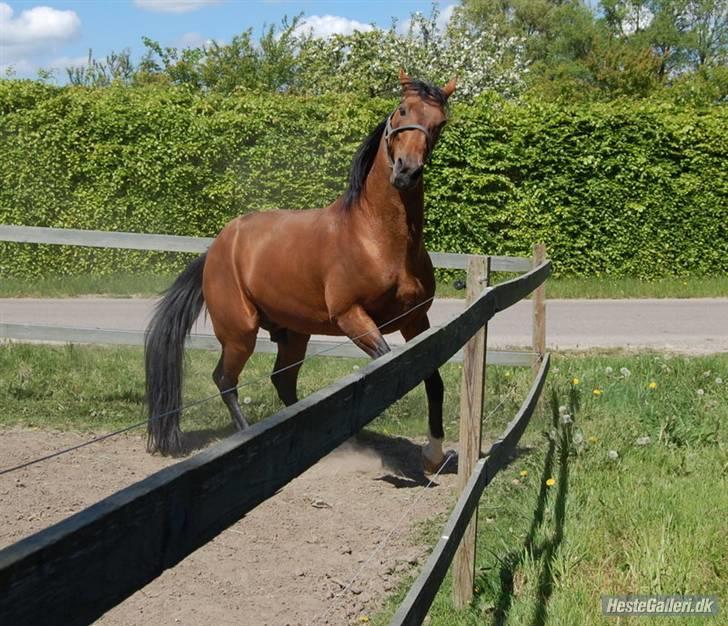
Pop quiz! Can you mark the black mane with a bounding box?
[343,79,448,210]
[343,119,387,210]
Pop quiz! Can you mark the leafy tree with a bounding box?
[67,49,136,87]
[137,16,302,93]
[459,0,727,99]
[126,7,527,99]
[293,6,527,99]
[683,0,728,66]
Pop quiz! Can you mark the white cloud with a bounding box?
[1,57,34,76]
[47,54,90,70]
[293,15,374,39]
[173,31,210,49]
[437,4,457,31]
[0,2,80,64]
[398,4,457,35]
[134,0,222,13]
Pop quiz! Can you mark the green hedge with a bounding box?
[1,81,725,278]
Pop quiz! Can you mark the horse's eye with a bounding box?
[399,107,406,116]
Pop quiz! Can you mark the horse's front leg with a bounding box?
[335,304,391,358]
[401,314,446,473]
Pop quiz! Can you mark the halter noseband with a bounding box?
[383,112,434,168]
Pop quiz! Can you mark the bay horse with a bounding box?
[145,70,456,471]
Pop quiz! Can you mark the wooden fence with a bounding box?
[0,225,551,624]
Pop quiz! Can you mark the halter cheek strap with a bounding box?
[383,112,433,168]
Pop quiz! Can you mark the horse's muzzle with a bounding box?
[392,159,423,190]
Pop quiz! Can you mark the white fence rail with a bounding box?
[0,225,533,272]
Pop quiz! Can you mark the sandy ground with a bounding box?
[0,428,459,626]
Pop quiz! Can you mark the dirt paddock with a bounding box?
[0,428,459,625]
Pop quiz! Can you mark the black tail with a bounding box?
[145,254,207,455]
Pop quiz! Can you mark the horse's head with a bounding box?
[386,69,456,191]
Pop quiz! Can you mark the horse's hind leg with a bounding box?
[271,331,310,406]
[212,335,256,431]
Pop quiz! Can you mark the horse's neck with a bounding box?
[356,143,425,251]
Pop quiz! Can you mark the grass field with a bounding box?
[0,343,725,624]
[1,272,727,300]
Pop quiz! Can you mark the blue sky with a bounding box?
[1,0,456,79]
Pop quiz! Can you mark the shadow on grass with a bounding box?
[491,395,570,626]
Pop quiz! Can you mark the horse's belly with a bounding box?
[257,301,344,337]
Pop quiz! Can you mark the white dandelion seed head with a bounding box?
[702,370,711,378]
[608,450,619,461]
[243,396,252,405]
[620,367,631,378]
[635,435,651,446]
[573,432,584,445]
[558,405,568,416]
[352,365,360,370]
[715,377,723,385]
[561,414,572,425]
[605,366,613,375]
[697,389,705,396]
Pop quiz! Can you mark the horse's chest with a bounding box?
[369,272,430,319]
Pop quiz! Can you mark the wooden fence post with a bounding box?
[532,243,546,375]
[453,255,490,608]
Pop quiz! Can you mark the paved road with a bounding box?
[1,297,726,353]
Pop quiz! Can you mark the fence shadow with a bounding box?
[351,429,458,488]
[529,429,569,626]
[180,424,236,454]
[490,413,570,626]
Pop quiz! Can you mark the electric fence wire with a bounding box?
[0,296,437,477]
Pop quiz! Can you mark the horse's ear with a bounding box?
[399,68,413,90]
[442,76,457,98]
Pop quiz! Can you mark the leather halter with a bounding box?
[383,112,434,168]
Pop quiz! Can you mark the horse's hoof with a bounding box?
[422,436,446,474]
[422,451,446,475]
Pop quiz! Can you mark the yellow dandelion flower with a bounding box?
[593,388,603,397]
[546,478,556,487]
[572,377,580,386]
[588,436,598,444]
[520,470,528,478]
[648,381,657,389]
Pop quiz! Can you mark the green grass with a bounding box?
[539,275,728,300]
[0,344,726,624]
[436,274,728,300]
[0,273,177,298]
[2,272,727,300]
[378,352,728,625]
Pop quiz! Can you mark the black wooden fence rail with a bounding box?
[0,261,550,626]
[390,354,550,625]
